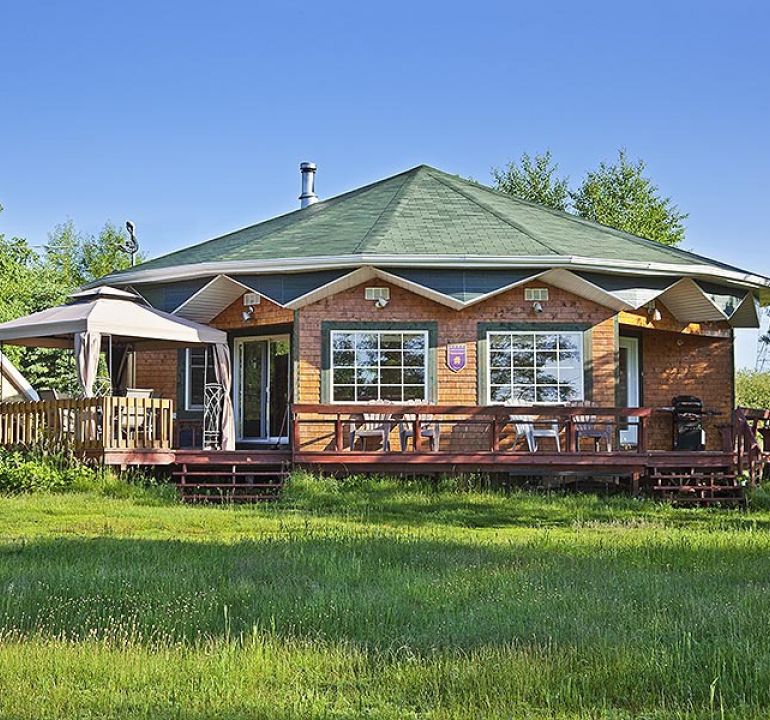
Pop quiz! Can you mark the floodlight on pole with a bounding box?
[122,220,140,267]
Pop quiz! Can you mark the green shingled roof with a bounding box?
[116,165,739,275]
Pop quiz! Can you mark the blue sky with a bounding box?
[1,1,768,366]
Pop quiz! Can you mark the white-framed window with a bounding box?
[487,330,584,404]
[330,330,429,402]
[185,348,208,410]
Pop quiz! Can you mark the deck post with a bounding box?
[490,417,499,452]
[334,414,343,452]
[292,409,301,453]
[413,415,422,452]
[638,415,647,453]
[101,397,111,449]
[566,415,576,453]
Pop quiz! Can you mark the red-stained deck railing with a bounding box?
[292,403,657,455]
[733,407,770,483]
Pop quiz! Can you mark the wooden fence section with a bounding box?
[0,397,174,451]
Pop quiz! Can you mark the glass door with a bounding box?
[618,336,640,447]
[268,338,290,440]
[234,336,290,443]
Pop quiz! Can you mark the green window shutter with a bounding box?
[320,321,438,403]
[476,322,592,405]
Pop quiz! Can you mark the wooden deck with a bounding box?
[101,448,734,472]
[2,398,767,503]
[102,448,293,466]
[97,446,743,505]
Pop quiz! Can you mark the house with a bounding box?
[1,163,769,498]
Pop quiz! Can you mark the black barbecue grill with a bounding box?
[672,395,705,451]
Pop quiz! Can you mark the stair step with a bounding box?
[650,470,737,480]
[669,496,746,505]
[172,470,287,477]
[178,482,283,490]
[172,459,287,503]
[181,494,280,503]
[651,485,742,493]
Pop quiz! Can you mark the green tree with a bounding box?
[25,220,141,391]
[43,220,85,297]
[82,222,136,281]
[571,149,687,246]
[736,370,770,409]
[492,151,570,211]
[0,208,42,366]
[0,209,140,392]
[42,220,137,292]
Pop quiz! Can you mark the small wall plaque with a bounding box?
[447,343,467,372]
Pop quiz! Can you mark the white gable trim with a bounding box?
[537,269,633,312]
[657,278,731,323]
[173,275,259,323]
[728,292,761,328]
[285,266,636,312]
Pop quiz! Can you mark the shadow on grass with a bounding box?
[2,528,770,654]
[275,473,768,531]
[4,479,770,718]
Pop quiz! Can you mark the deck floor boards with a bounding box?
[102,448,736,474]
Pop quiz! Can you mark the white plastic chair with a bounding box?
[507,414,537,452]
[119,388,155,441]
[573,403,613,451]
[399,412,440,452]
[506,401,561,452]
[349,411,393,451]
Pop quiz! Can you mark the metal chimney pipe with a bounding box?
[299,162,318,208]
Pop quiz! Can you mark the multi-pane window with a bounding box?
[185,348,215,410]
[488,331,584,404]
[331,331,428,402]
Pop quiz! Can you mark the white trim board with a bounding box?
[99,253,770,293]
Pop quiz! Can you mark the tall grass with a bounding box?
[0,474,769,717]
[0,445,176,502]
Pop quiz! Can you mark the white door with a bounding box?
[233,335,291,443]
[619,336,640,446]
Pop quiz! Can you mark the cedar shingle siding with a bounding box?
[134,280,733,451]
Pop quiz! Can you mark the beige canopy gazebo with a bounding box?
[0,286,235,449]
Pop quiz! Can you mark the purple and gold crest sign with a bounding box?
[447,343,466,373]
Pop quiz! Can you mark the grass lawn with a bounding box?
[1,473,770,718]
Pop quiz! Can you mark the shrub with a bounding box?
[747,482,770,511]
[0,453,61,493]
[0,448,172,500]
[735,370,770,410]
[0,450,71,494]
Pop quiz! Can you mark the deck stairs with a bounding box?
[173,458,289,503]
[647,468,746,507]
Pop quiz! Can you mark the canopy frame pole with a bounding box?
[108,334,113,394]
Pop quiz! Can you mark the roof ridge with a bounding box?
[425,169,562,255]
[352,167,420,253]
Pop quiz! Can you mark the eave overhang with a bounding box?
[101,253,770,295]
[163,264,762,328]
